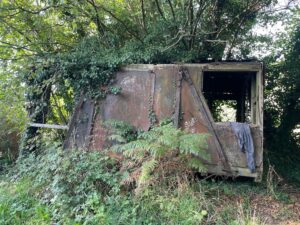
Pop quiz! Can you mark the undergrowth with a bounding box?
[0,178,51,225]
[0,123,298,224]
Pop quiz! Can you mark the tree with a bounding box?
[264,8,300,182]
[0,63,27,160]
[0,0,277,61]
[0,0,277,155]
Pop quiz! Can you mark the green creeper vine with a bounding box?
[20,38,163,155]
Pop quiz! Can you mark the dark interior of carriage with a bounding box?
[202,71,257,123]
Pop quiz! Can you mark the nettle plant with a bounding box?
[107,120,210,192]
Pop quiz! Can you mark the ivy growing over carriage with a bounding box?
[20,37,164,154]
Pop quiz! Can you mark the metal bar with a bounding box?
[29,123,68,130]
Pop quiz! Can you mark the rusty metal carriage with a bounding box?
[64,62,264,181]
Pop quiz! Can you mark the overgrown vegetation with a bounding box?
[1,123,211,224]
[0,1,299,185]
[1,143,299,224]
[264,12,300,183]
[1,122,299,224]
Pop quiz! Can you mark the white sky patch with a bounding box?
[250,0,299,58]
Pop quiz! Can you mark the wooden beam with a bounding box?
[122,63,262,73]
[29,123,68,130]
[250,74,257,124]
[256,70,264,128]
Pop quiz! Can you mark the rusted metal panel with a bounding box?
[63,98,95,149]
[181,68,232,174]
[184,65,203,93]
[65,63,264,180]
[173,70,183,128]
[211,123,263,179]
[101,70,152,130]
[215,123,262,168]
[180,79,209,133]
[152,65,177,121]
[89,112,109,150]
[89,69,154,150]
[180,76,221,167]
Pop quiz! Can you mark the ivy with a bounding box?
[20,37,164,154]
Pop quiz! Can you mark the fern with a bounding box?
[108,121,210,192]
[139,159,158,183]
[179,134,209,158]
[187,157,208,172]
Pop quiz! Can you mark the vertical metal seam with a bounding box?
[173,66,183,128]
[148,69,157,128]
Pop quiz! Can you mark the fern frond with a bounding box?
[150,145,168,158]
[108,134,126,143]
[139,159,157,183]
[108,120,210,192]
[187,157,208,172]
[123,147,147,160]
[139,129,160,142]
[179,133,210,161]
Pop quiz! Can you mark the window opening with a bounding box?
[202,71,256,123]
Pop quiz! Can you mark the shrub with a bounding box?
[10,143,121,224]
[0,178,51,225]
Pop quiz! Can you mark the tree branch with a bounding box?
[0,40,34,52]
[51,93,68,125]
[15,4,66,15]
[166,0,175,20]
[96,4,144,43]
[140,0,147,31]
[155,0,166,20]
[86,0,110,47]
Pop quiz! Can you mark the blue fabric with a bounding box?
[230,122,255,173]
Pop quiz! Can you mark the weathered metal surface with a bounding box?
[89,114,109,150]
[102,70,152,130]
[152,66,177,121]
[215,123,262,169]
[66,63,264,180]
[173,70,183,128]
[63,98,95,149]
